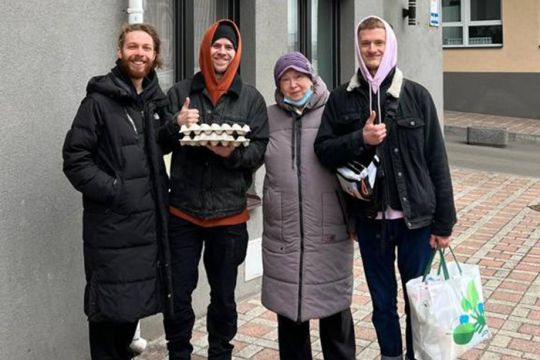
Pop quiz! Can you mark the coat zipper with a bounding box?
[294,114,305,322]
[123,108,138,134]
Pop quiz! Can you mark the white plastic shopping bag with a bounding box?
[406,248,491,360]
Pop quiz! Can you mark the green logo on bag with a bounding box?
[452,280,487,345]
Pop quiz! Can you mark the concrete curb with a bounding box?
[445,125,540,145]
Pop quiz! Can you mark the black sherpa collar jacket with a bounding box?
[314,68,457,236]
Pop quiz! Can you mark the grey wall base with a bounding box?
[444,72,540,119]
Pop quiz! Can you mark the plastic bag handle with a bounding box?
[422,248,438,282]
[439,246,463,275]
[422,246,451,282]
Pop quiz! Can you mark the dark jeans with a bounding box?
[164,216,249,360]
[277,308,356,360]
[357,219,432,360]
[88,321,137,360]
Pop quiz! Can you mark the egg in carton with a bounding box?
[221,123,233,135]
[192,134,208,146]
[180,137,199,146]
[208,133,223,146]
[230,135,248,147]
[220,135,235,147]
[210,123,223,134]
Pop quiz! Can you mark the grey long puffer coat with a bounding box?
[261,77,354,322]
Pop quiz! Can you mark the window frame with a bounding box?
[293,0,341,89]
[175,0,240,82]
[442,0,503,48]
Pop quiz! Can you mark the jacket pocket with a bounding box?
[396,117,425,153]
[321,192,349,243]
[335,112,363,134]
[262,189,284,242]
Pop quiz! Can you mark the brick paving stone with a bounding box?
[490,290,523,303]
[237,322,274,338]
[237,302,258,314]
[518,324,540,337]
[508,271,537,282]
[459,348,484,360]
[508,338,540,355]
[498,281,529,292]
[528,311,540,321]
[250,348,280,360]
[355,325,378,342]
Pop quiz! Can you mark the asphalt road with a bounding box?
[445,133,540,178]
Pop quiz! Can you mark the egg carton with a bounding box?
[179,123,251,147]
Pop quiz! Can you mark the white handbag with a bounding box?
[406,248,491,360]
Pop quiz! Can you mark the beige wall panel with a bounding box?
[444,0,540,73]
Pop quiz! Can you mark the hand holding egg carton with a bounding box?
[179,123,251,147]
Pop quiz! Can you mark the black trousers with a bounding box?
[277,308,356,360]
[89,321,137,360]
[164,216,249,360]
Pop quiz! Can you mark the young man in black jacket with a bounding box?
[314,16,457,360]
[159,20,269,360]
[63,24,171,360]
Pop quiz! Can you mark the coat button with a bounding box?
[394,148,399,153]
[410,121,416,126]
[402,197,408,202]
[407,222,412,227]
[398,172,403,177]
[168,293,172,298]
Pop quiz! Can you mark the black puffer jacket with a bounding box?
[315,69,456,236]
[159,73,269,219]
[63,66,172,322]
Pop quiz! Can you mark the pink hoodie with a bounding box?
[355,15,398,95]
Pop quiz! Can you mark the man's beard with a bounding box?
[119,54,155,80]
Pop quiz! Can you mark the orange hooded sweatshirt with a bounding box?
[170,19,249,227]
[199,19,242,105]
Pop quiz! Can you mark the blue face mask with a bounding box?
[284,88,313,107]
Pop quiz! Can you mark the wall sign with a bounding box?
[430,0,440,27]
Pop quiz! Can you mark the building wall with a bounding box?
[0,2,124,359]
[444,0,540,73]
[0,1,443,359]
[443,0,540,118]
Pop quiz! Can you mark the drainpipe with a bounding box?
[130,321,148,355]
[128,0,144,24]
[127,1,147,350]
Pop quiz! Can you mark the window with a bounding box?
[175,0,240,81]
[288,0,340,89]
[144,0,176,91]
[442,0,502,47]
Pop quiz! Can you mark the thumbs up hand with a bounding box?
[176,97,200,126]
[362,111,386,146]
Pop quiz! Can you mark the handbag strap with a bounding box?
[439,246,463,275]
[422,246,451,282]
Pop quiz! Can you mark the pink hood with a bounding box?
[355,15,397,94]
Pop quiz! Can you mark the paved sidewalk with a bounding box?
[137,167,540,360]
[444,111,540,144]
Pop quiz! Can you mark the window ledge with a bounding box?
[443,44,503,49]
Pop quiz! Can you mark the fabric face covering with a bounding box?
[284,88,313,107]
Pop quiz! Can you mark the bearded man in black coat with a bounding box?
[62,23,172,360]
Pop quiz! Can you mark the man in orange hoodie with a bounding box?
[159,20,269,360]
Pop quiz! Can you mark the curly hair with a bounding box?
[118,23,163,69]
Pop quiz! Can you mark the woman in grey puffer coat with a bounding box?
[262,52,356,360]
